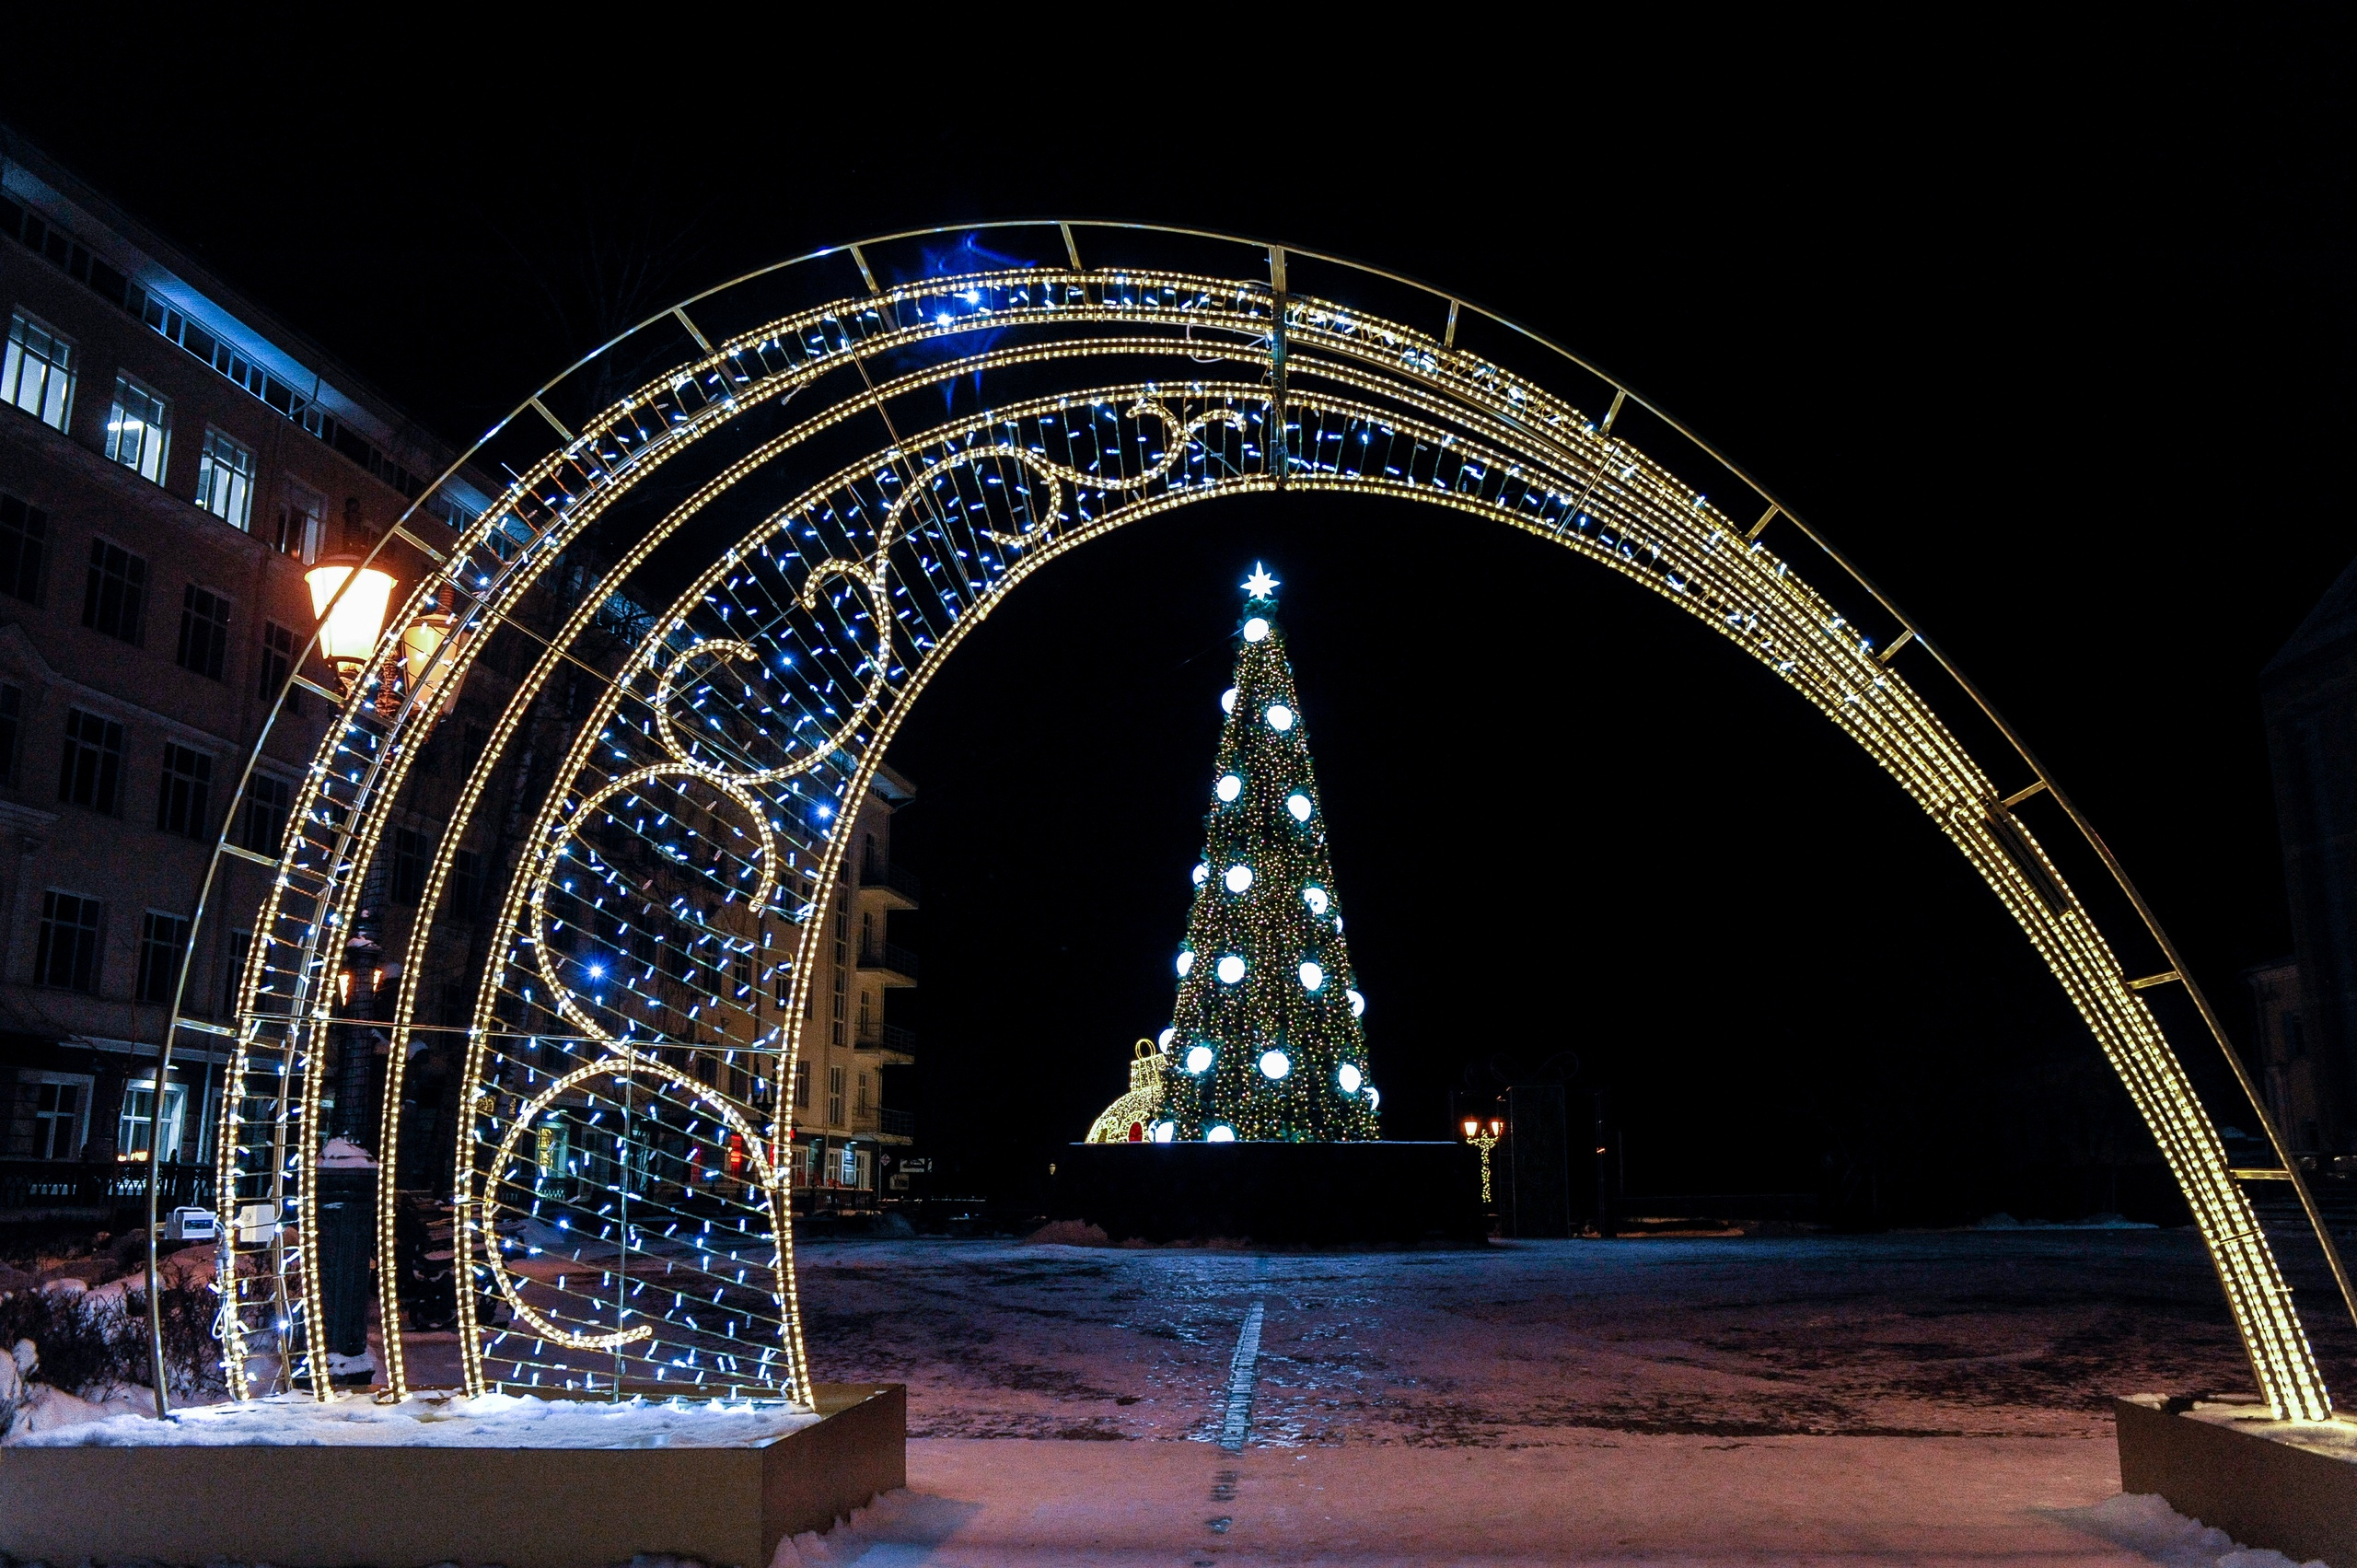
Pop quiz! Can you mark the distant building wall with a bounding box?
[2259,557,2357,1155]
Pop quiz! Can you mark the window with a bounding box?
[118,1081,188,1161]
[0,682,18,785]
[57,708,124,814]
[841,1144,860,1186]
[831,905,848,1047]
[31,1076,88,1159]
[176,586,231,679]
[856,1071,870,1114]
[391,825,428,904]
[35,889,102,992]
[195,427,255,529]
[82,539,147,645]
[259,620,296,702]
[0,492,45,603]
[105,374,169,483]
[225,929,251,1018]
[828,1064,845,1127]
[244,773,289,854]
[795,1058,811,1110]
[157,743,213,839]
[448,847,482,917]
[273,479,325,563]
[2,310,75,430]
[136,910,191,1004]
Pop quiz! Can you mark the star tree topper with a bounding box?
[1242,563,1281,601]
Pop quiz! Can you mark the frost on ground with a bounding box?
[2052,1493,2326,1567]
[6,1388,816,1447]
[794,1229,2260,1445]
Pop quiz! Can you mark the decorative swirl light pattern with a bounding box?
[183,229,2337,1426]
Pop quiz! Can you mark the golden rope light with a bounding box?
[189,239,2332,1423]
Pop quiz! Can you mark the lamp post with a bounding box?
[1460,1116,1504,1204]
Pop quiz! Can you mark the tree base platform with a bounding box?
[0,1382,903,1568]
[1052,1141,1483,1245]
[2116,1392,2357,1565]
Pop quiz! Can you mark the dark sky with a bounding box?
[12,17,2354,1213]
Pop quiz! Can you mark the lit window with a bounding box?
[105,374,170,483]
[195,427,256,529]
[3,310,75,430]
[274,480,326,563]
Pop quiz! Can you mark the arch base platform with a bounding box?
[2116,1393,2357,1567]
[0,1384,903,1568]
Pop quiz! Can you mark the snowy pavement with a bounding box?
[766,1231,2316,1564]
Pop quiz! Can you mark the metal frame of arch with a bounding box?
[148,222,2351,1423]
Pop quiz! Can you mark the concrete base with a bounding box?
[2116,1393,2357,1566]
[0,1382,903,1568]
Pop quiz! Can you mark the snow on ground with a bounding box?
[6,1388,815,1448]
[791,1230,2263,1446]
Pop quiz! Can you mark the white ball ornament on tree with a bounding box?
[1287,794,1312,822]
[1152,1121,1176,1143]
[1338,1063,1363,1094]
[1215,773,1243,803]
[1192,863,1209,887]
[1207,1124,1237,1142]
[1176,950,1194,977]
[1221,688,1237,714]
[1157,1027,1176,1050]
[1242,618,1270,643]
[1185,1044,1213,1074]
[1259,1050,1291,1080]
[1266,703,1295,732]
[1303,886,1329,916]
[1215,954,1247,984]
[1348,988,1365,1017]
[1224,864,1253,893]
[1299,960,1325,991]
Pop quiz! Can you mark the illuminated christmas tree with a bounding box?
[1155,565,1380,1143]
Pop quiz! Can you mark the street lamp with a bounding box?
[1460,1115,1504,1203]
[304,555,398,690]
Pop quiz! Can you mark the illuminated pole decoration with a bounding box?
[1156,566,1377,1144]
[170,225,2344,1424]
[1461,1117,1504,1203]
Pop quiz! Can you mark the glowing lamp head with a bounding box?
[305,555,397,683]
[1462,1118,1479,1139]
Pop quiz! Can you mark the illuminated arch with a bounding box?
[165,225,2348,1422]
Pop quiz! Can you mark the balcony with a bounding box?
[855,1021,918,1061]
[879,1107,915,1141]
[857,857,920,910]
[856,942,919,986]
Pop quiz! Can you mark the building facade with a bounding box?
[2260,556,2357,1156]
[0,127,477,1223]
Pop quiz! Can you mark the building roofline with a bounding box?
[0,122,485,509]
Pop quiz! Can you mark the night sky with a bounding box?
[11,18,2353,1214]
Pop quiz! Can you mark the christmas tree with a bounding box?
[1154,565,1380,1143]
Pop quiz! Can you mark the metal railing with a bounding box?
[856,943,920,981]
[856,1022,918,1054]
[879,1108,916,1139]
[4,1158,213,1217]
[857,858,921,900]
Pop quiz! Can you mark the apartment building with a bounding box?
[0,127,478,1218]
[787,766,918,1210]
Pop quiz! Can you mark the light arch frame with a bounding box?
[153,222,2346,1423]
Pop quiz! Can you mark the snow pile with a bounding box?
[6,1388,819,1449]
[769,1490,967,1567]
[2053,1492,2325,1568]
